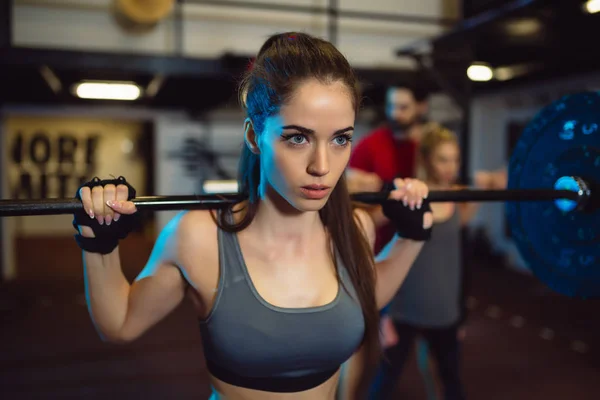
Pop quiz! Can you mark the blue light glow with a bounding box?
[553,176,581,212]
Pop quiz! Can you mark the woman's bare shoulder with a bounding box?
[352,207,376,250]
[170,210,222,293]
[176,210,220,248]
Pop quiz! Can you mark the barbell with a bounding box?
[0,92,599,298]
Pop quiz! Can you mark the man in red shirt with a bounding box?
[348,83,429,253]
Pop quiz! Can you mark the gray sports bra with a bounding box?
[198,212,365,393]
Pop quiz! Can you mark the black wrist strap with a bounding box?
[73,176,138,255]
[74,234,119,255]
[382,199,432,242]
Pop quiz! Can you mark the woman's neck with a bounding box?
[249,189,324,245]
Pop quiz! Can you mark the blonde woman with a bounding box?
[367,123,505,400]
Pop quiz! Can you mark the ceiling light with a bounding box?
[584,0,600,14]
[504,18,542,36]
[467,63,493,82]
[73,81,141,101]
[493,63,542,81]
[493,66,515,81]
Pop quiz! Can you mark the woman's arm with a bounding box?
[457,183,479,227]
[457,171,487,226]
[374,236,425,309]
[458,168,508,226]
[354,209,425,309]
[83,211,189,343]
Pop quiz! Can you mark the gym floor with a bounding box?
[1,254,599,399]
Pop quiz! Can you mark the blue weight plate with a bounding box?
[506,91,600,298]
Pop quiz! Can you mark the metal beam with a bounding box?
[0,46,427,88]
[174,0,184,56]
[328,0,339,46]
[0,47,229,77]
[0,0,9,281]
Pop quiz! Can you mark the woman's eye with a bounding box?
[334,135,352,146]
[291,135,307,144]
[334,136,347,145]
[283,134,308,145]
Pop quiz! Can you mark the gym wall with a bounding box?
[12,0,459,68]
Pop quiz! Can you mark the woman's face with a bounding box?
[250,79,355,212]
[426,141,461,185]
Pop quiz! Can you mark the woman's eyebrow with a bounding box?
[282,125,354,135]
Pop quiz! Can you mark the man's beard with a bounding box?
[388,118,417,137]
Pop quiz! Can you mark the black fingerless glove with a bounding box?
[381,187,432,242]
[73,176,139,255]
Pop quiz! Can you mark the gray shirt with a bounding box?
[388,208,462,328]
[198,209,365,392]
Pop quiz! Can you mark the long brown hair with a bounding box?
[216,31,380,381]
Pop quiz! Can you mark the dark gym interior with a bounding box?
[1,1,599,399]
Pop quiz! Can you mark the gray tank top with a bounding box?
[198,211,365,393]
[388,207,462,328]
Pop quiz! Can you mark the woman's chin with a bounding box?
[292,196,330,212]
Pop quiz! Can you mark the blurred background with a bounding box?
[1,0,600,399]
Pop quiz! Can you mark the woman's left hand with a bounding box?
[388,178,430,211]
[385,177,433,234]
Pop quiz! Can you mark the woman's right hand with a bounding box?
[474,167,507,190]
[473,170,492,189]
[78,182,137,238]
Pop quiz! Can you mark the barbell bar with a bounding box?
[0,184,589,217]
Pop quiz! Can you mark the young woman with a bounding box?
[365,123,504,400]
[72,32,433,400]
